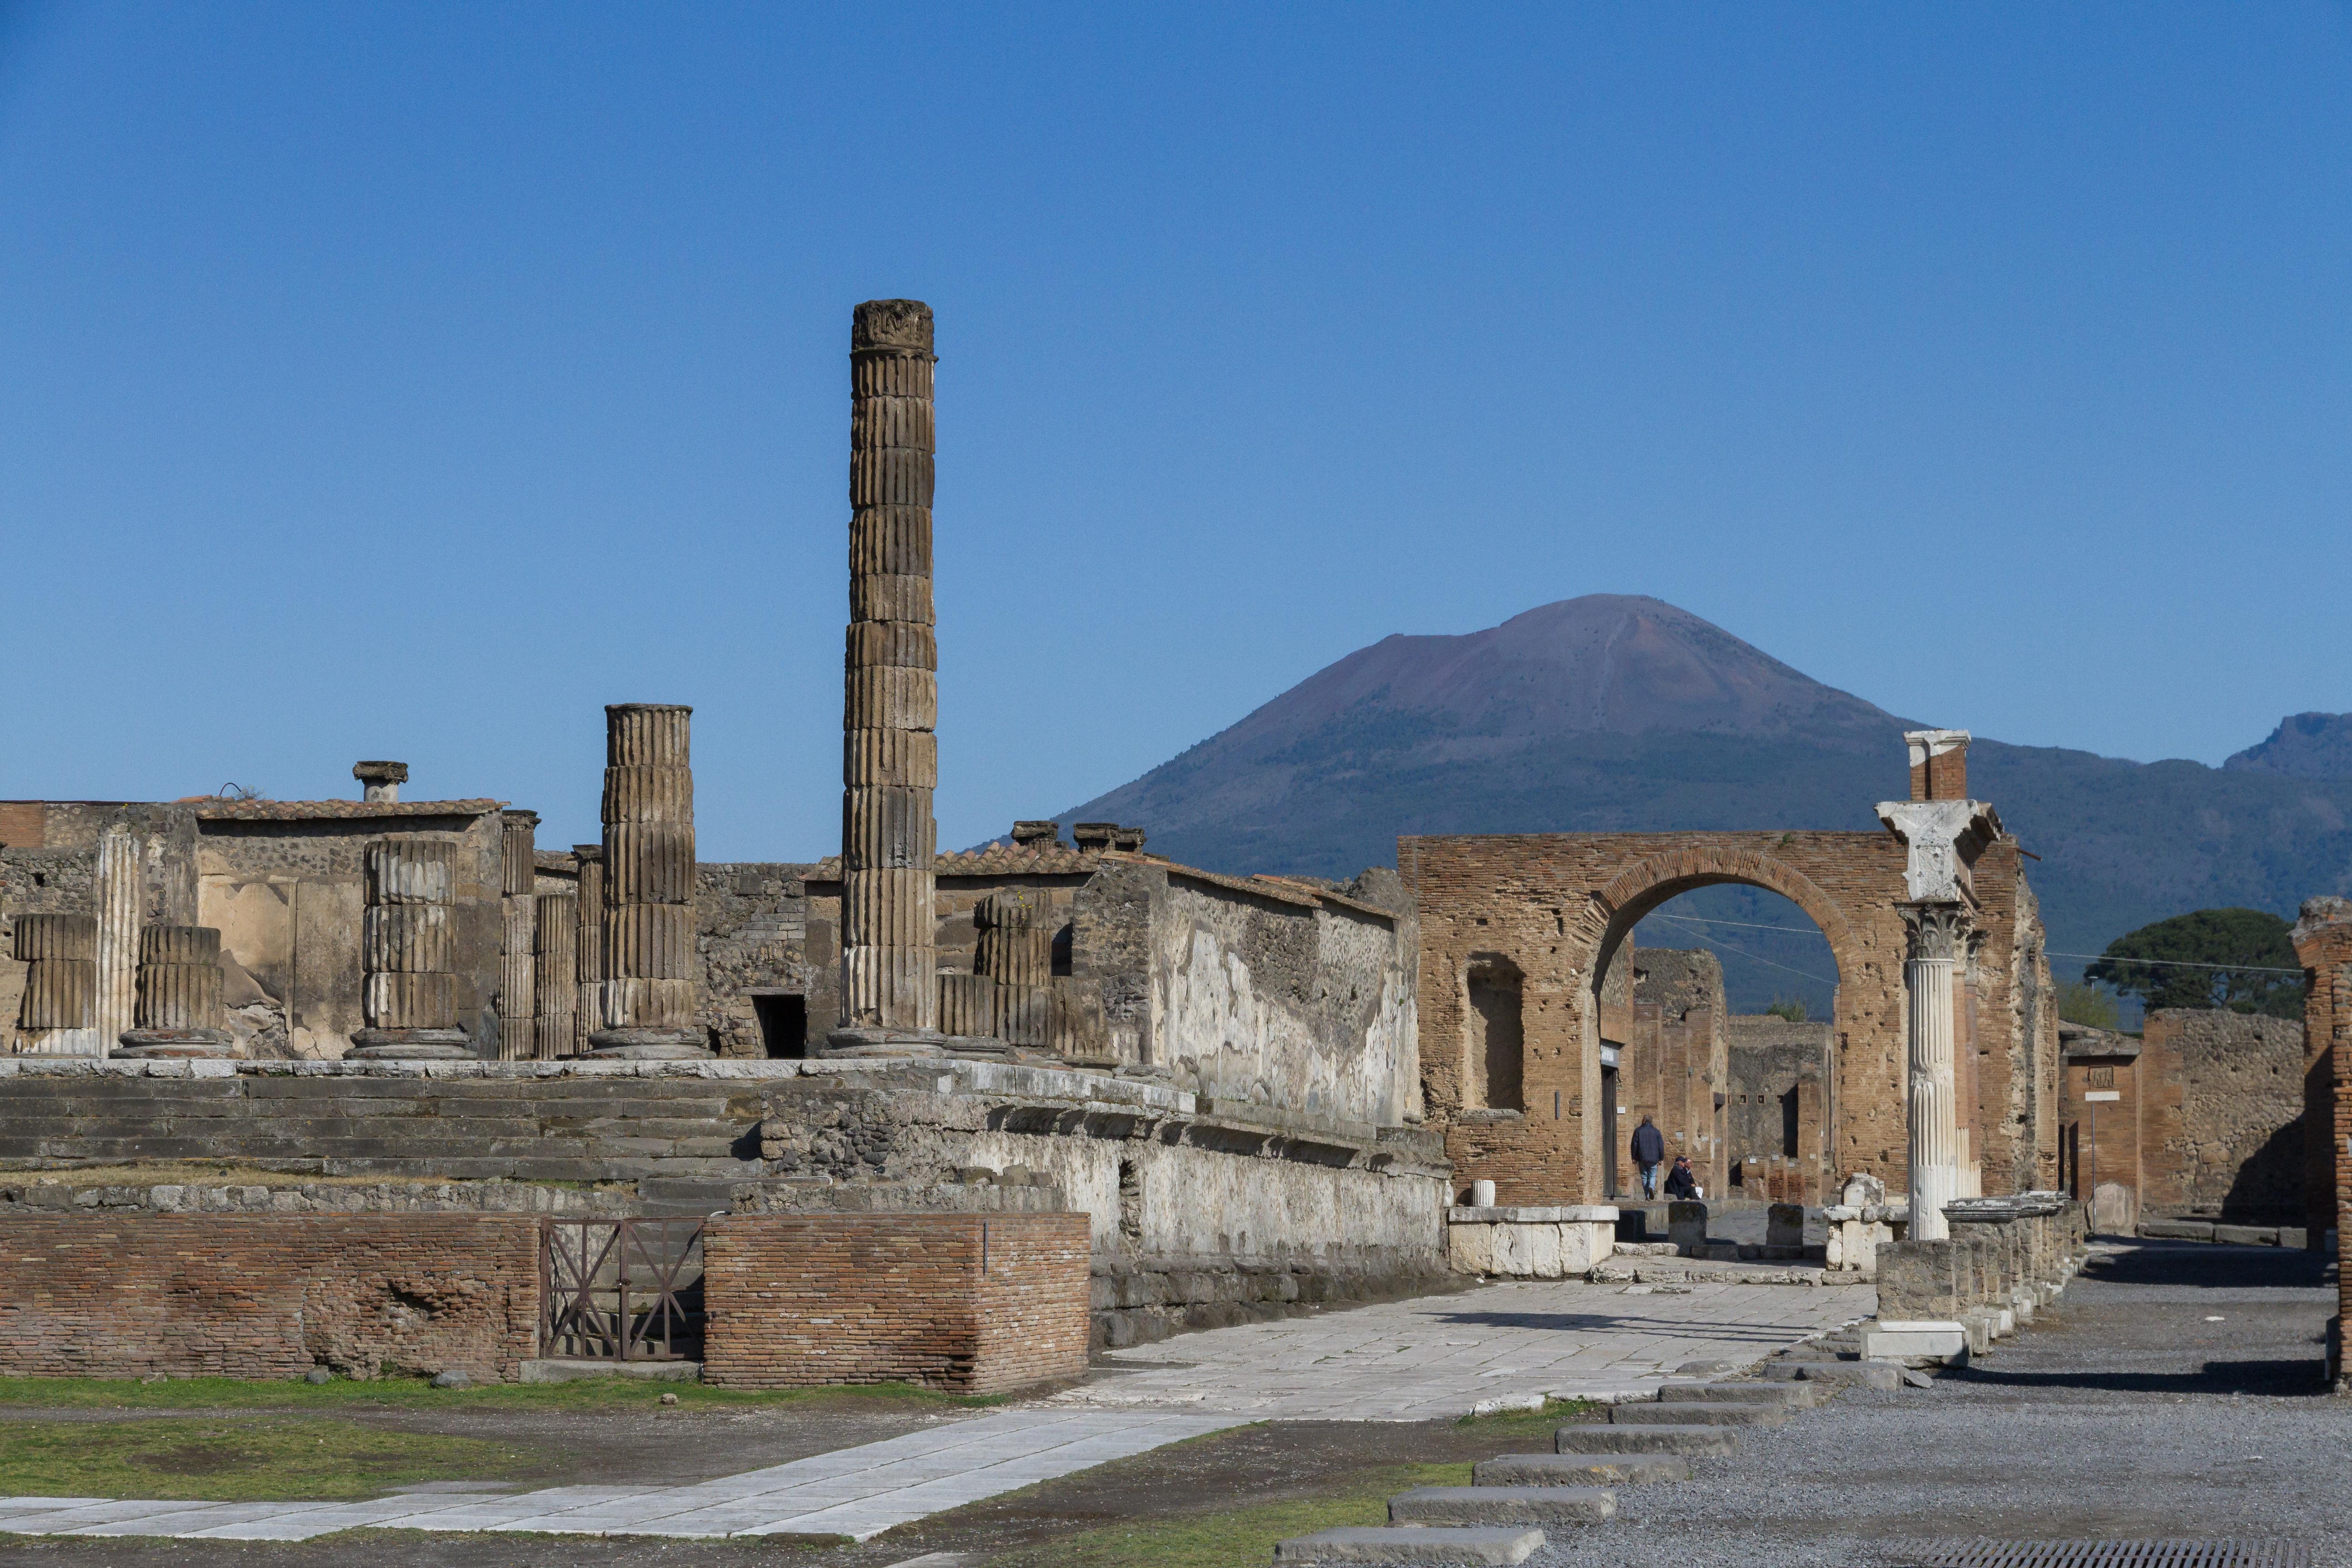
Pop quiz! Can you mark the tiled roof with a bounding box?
[192,799,505,822]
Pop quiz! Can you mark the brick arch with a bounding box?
[1577,846,1862,991]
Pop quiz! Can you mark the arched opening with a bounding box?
[1593,877,1844,1208]
[1464,955,1525,1112]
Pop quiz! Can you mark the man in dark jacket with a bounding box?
[1630,1116,1666,1199]
[1664,1154,1700,1200]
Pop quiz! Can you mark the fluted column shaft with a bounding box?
[498,810,539,1061]
[92,830,139,1058]
[1903,902,1968,1243]
[534,890,578,1062]
[573,845,603,1056]
[841,298,939,1034]
[588,704,707,1057]
[348,833,473,1058]
[115,925,233,1058]
[11,913,98,1055]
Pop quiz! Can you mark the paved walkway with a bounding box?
[1062,1275,1876,1417]
[0,1276,1871,1541]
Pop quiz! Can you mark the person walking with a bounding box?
[1630,1115,1666,1200]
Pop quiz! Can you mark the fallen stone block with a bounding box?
[2137,1218,2214,1241]
[1473,1454,1689,1487]
[1555,1424,1738,1456]
[1859,1321,1970,1362]
[1390,1485,1616,1525]
[1763,1359,1903,1390]
[1274,1526,1546,1564]
[2278,1227,2308,1250]
[1608,1401,1788,1426]
[1901,1367,1936,1388]
[2213,1225,2278,1247]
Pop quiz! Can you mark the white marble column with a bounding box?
[1902,901,1969,1242]
[92,829,140,1058]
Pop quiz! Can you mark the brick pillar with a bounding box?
[92,829,140,1058]
[349,833,473,1059]
[837,298,940,1042]
[10,913,98,1056]
[1903,902,1969,1241]
[533,891,577,1063]
[497,809,539,1062]
[573,845,604,1057]
[114,925,234,1058]
[588,704,707,1058]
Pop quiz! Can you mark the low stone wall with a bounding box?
[0,1056,1454,1355]
[1874,1195,2087,1327]
[701,1212,1090,1394]
[1446,1205,1617,1277]
[0,1213,539,1382]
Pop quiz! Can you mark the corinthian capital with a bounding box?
[1901,901,1973,963]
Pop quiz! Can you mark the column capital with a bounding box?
[1900,900,1973,962]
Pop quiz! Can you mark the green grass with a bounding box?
[990,1463,1475,1568]
[0,1416,538,1503]
[0,1373,995,1413]
[1454,1395,1597,1437]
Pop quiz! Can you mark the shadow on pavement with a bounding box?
[1950,1357,2331,1398]
[2079,1238,2332,1289]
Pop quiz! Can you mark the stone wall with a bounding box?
[694,862,818,1057]
[1725,1014,1834,1203]
[2137,1009,2306,1224]
[1073,860,1419,1129]
[1874,1196,2087,1327]
[0,1212,539,1382]
[700,1211,1089,1392]
[1617,949,1727,1193]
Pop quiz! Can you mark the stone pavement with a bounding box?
[1059,1275,1877,1417]
[0,1276,1871,1541]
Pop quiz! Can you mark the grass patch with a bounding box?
[1454,1395,1596,1437]
[0,1373,998,1414]
[0,1416,536,1502]
[989,1463,1473,1568]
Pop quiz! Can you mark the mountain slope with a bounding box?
[1052,595,2352,982]
[2225,712,2352,780]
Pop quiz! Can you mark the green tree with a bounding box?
[2084,907,2304,1019]
[2056,981,2119,1030]
[1762,995,1808,1023]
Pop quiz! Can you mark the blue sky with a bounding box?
[5,4,2349,860]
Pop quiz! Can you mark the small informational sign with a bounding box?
[2083,1090,2121,1102]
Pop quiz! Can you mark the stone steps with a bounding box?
[1472,1454,1688,1486]
[1554,1422,1740,1455]
[1273,1526,1545,1563]
[1656,1381,1823,1407]
[1607,1401,1788,1427]
[1390,1485,1614,1525]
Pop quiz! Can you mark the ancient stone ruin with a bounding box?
[0,299,2324,1394]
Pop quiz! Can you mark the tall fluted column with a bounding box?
[572,844,603,1057]
[975,890,1050,1046]
[588,703,708,1058]
[838,298,939,1040]
[349,833,473,1059]
[534,890,578,1062]
[93,829,140,1058]
[497,809,539,1061]
[115,925,233,1058]
[1903,901,1968,1242]
[10,914,98,1056]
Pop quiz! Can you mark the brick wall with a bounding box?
[701,1212,1089,1394]
[0,1213,538,1381]
[2293,912,2352,1245]
[1400,830,2051,1206]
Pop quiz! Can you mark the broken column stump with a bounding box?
[588,703,709,1059]
[10,913,100,1057]
[115,925,235,1058]
[348,833,474,1059]
[534,890,578,1062]
[497,809,539,1062]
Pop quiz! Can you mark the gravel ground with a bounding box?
[1528,1236,2347,1568]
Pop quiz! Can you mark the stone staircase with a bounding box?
[1272,1381,1835,1563]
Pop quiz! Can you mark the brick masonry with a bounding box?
[701,1211,1090,1393]
[1400,830,2057,1206]
[0,1212,539,1382]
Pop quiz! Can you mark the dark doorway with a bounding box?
[1600,1063,1620,1198]
[752,994,808,1058]
[1781,1084,1801,1158]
